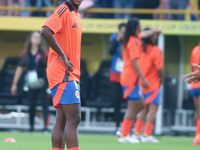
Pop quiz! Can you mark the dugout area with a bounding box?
[0,17,200,134]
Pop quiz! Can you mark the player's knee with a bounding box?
[140,103,145,110]
[136,102,144,113]
[69,114,81,126]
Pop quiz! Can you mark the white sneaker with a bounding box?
[141,135,160,143]
[118,135,140,143]
[132,134,142,141]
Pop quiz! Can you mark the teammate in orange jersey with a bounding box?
[134,28,163,143]
[40,1,83,150]
[118,18,161,143]
[185,43,200,145]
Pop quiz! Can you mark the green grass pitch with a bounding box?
[0,132,199,150]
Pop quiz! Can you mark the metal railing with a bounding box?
[0,6,200,14]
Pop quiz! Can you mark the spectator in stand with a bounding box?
[0,0,25,16]
[153,0,171,20]
[134,0,160,19]
[21,0,53,17]
[169,0,189,20]
[95,0,113,18]
[113,0,134,19]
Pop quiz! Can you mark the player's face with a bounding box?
[119,26,126,40]
[31,32,41,46]
[71,0,83,6]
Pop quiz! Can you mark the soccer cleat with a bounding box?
[141,135,160,143]
[193,135,200,145]
[118,135,140,143]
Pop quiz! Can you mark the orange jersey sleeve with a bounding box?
[190,45,200,71]
[127,37,141,60]
[152,46,164,70]
[190,45,200,89]
[42,5,68,34]
[138,33,142,40]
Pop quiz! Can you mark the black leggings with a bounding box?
[111,82,124,128]
[27,84,49,130]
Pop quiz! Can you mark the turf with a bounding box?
[0,132,199,150]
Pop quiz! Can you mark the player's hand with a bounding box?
[142,78,149,89]
[185,64,200,84]
[11,84,17,96]
[154,29,162,35]
[57,55,74,72]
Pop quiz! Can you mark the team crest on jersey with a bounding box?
[75,90,80,98]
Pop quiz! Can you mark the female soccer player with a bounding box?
[118,18,161,143]
[11,31,49,132]
[185,43,200,145]
[134,28,163,143]
[41,0,83,150]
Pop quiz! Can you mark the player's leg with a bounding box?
[51,81,81,149]
[52,108,66,150]
[140,89,161,143]
[194,97,198,125]
[61,104,81,149]
[135,104,149,136]
[194,96,200,145]
[120,86,144,139]
[190,89,200,145]
[119,99,144,143]
[140,103,159,143]
[144,103,159,135]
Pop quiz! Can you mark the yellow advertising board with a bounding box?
[0,16,200,35]
[82,19,200,35]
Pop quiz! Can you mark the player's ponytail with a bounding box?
[123,18,140,48]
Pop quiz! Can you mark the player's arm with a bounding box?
[11,66,23,95]
[158,68,164,87]
[140,29,162,39]
[132,59,149,88]
[40,27,73,72]
[185,64,200,83]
